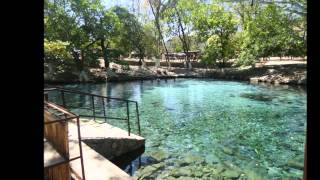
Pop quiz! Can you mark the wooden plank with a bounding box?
[44,139,67,168]
[44,103,72,180]
[44,110,69,157]
[44,163,70,180]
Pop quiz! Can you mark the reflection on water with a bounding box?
[46,79,306,179]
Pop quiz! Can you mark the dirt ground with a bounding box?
[122,56,307,65]
[257,57,307,66]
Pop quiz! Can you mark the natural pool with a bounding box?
[47,79,306,179]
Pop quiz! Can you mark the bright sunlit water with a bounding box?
[46,79,306,179]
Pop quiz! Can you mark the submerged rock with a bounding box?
[222,147,234,155]
[213,164,226,174]
[183,154,205,165]
[267,166,282,176]
[205,154,220,164]
[193,170,203,177]
[169,166,194,177]
[136,162,165,179]
[243,171,264,180]
[221,169,240,178]
[240,93,274,102]
[156,172,171,179]
[149,150,170,162]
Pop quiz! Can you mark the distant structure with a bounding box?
[163,51,201,62]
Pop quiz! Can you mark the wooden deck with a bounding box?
[70,141,132,180]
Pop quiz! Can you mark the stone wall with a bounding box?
[83,138,145,161]
[204,64,306,85]
[45,63,306,85]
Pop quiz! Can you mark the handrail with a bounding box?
[45,87,138,103]
[44,87,141,136]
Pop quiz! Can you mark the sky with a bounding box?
[102,0,153,19]
[102,0,132,9]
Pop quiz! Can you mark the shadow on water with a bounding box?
[110,146,146,176]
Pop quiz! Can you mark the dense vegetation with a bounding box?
[44,0,306,75]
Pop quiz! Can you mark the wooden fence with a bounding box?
[44,107,70,180]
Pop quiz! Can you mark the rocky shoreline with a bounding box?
[131,149,304,179]
[44,63,306,86]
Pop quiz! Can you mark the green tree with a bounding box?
[45,0,105,72]
[162,0,198,69]
[143,23,159,59]
[193,2,238,67]
[112,6,147,67]
[70,0,121,70]
[234,0,306,66]
[44,39,73,71]
[167,36,183,52]
[148,0,171,67]
[45,0,88,74]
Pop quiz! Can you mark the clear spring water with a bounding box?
[47,79,306,179]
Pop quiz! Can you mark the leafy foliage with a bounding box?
[44,0,307,71]
[44,39,76,75]
[192,3,238,67]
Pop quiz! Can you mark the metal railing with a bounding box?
[44,87,141,136]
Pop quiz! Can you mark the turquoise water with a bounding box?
[47,79,306,179]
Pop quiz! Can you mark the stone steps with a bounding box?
[68,118,145,163]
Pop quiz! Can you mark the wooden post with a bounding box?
[91,96,95,121]
[60,90,66,107]
[126,101,131,136]
[102,98,106,122]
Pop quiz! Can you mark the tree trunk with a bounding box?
[100,39,109,69]
[148,0,170,69]
[174,7,190,69]
[138,47,145,68]
[72,50,83,71]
